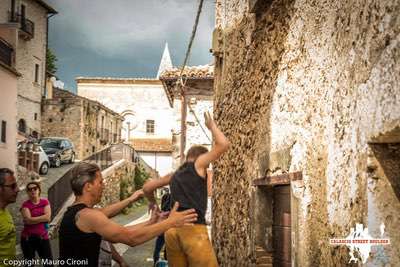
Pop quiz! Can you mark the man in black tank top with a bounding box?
[59,162,198,267]
[143,112,230,267]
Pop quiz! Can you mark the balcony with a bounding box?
[0,38,14,67]
[8,12,34,40]
[19,17,34,39]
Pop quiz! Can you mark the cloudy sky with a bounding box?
[47,0,215,92]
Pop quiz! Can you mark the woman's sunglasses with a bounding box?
[27,186,39,192]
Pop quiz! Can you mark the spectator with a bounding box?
[20,181,53,266]
[59,162,197,267]
[153,187,171,265]
[0,168,20,267]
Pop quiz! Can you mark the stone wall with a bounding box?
[213,0,400,266]
[99,160,136,208]
[42,88,123,159]
[15,0,49,135]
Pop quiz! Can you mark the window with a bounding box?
[34,64,39,83]
[1,121,6,143]
[146,120,155,134]
[34,113,38,120]
[18,119,26,133]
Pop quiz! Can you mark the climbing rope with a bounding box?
[172,0,212,143]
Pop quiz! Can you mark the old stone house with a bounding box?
[211,0,399,266]
[160,64,214,168]
[41,87,123,159]
[76,76,175,175]
[0,24,20,171]
[0,0,57,139]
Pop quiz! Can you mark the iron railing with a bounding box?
[48,143,154,219]
[20,17,34,38]
[8,12,34,39]
[0,38,13,66]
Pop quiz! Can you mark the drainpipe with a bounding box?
[44,13,56,97]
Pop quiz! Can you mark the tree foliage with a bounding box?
[46,48,58,75]
[134,164,150,189]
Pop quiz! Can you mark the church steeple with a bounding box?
[157,42,173,78]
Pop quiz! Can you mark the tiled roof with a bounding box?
[159,64,214,79]
[131,138,173,152]
[35,0,57,14]
[76,77,159,81]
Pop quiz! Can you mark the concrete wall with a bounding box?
[0,22,19,172]
[77,80,175,141]
[0,68,18,171]
[213,0,400,266]
[138,151,172,176]
[171,96,213,167]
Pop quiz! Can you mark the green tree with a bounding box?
[134,164,150,189]
[46,48,58,75]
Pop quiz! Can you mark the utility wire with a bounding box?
[173,0,212,143]
[188,103,211,142]
[176,0,205,93]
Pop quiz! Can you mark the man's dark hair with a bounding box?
[70,162,100,196]
[186,145,208,161]
[0,168,14,186]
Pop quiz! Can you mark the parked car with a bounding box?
[39,137,75,167]
[37,146,51,175]
[17,143,50,175]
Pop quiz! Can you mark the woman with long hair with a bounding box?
[20,181,53,266]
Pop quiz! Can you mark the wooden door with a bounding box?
[273,185,291,267]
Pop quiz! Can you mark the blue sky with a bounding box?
[47,0,215,92]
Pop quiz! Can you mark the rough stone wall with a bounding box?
[99,160,136,207]
[42,88,123,159]
[41,91,83,156]
[15,0,48,135]
[213,0,400,266]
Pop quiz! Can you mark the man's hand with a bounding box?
[149,206,160,224]
[148,201,159,214]
[204,111,216,130]
[167,202,197,227]
[129,189,144,203]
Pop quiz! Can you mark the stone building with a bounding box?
[160,64,214,168]
[41,87,123,159]
[211,0,399,266]
[75,44,176,175]
[76,76,175,175]
[0,0,57,139]
[0,24,20,171]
